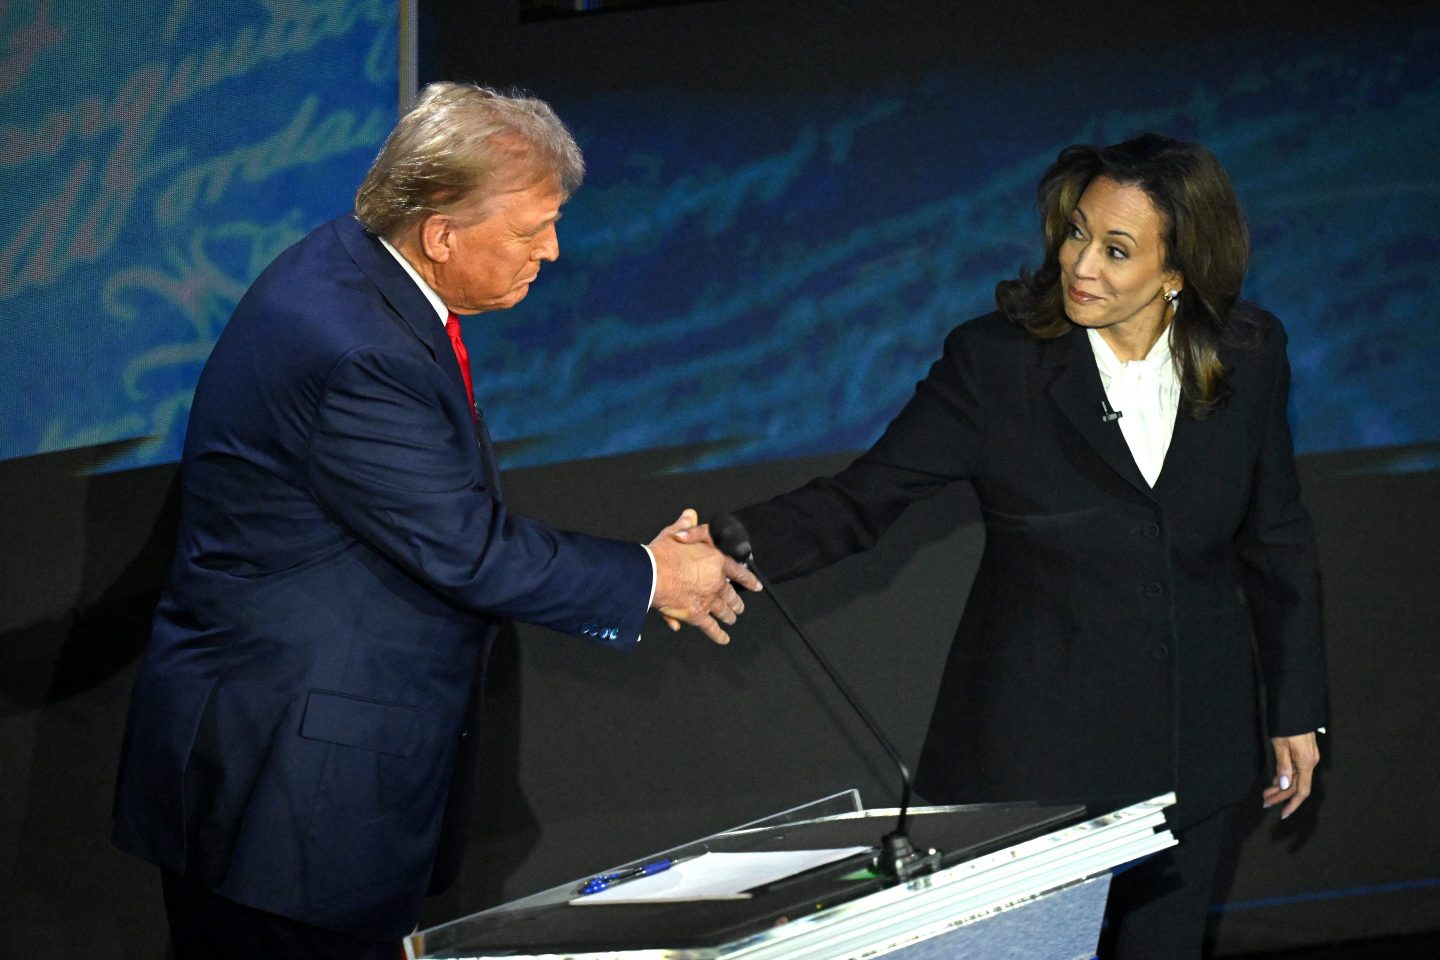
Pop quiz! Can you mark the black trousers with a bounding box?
[161,871,401,960]
[1098,804,1234,960]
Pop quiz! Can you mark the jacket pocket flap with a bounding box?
[300,690,419,757]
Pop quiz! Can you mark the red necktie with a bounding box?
[444,312,477,417]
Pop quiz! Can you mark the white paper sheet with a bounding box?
[570,847,872,905]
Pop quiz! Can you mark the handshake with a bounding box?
[647,509,761,645]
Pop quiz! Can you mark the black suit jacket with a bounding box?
[113,216,653,938]
[736,310,1325,827]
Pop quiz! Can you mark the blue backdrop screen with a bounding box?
[0,0,395,469]
[483,11,1440,471]
[3,3,1437,473]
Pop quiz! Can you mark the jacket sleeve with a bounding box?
[305,345,652,647]
[1235,325,1328,735]
[736,320,987,582]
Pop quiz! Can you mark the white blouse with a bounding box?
[1087,327,1181,488]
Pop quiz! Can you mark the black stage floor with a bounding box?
[1223,932,1440,958]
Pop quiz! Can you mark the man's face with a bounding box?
[427,178,564,315]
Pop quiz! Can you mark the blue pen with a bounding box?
[577,857,678,895]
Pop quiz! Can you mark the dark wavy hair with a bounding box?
[996,134,1255,418]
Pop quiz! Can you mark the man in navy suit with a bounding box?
[112,82,758,959]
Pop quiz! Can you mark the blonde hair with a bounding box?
[354,82,585,239]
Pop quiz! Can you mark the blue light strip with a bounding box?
[1212,877,1440,914]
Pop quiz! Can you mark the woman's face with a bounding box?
[1057,176,1181,342]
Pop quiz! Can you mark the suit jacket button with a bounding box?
[1151,644,1169,660]
[1144,582,1164,598]
[1142,522,1160,538]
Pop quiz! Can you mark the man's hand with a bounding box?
[1263,731,1321,820]
[648,510,761,645]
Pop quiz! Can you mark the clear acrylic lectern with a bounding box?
[405,791,1175,960]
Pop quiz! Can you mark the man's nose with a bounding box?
[535,224,559,262]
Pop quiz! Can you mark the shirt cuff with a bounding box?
[639,543,659,642]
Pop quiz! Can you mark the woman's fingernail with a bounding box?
[1279,775,1291,790]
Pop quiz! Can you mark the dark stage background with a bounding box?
[2,0,1438,956]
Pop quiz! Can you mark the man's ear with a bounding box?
[418,213,453,264]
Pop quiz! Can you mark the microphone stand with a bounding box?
[710,515,943,883]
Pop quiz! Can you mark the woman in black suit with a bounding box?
[688,134,1326,958]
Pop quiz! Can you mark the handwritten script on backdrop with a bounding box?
[1,0,393,466]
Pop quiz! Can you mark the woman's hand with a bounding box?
[1263,731,1321,819]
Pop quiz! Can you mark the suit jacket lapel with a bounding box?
[471,404,503,498]
[1039,328,1156,499]
[1150,373,1222,502]
[336,217,458,381]
[335,216,503,495]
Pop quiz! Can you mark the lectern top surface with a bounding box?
[418,801,1088,957]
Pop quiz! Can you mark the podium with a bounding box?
[405,792,1175,960]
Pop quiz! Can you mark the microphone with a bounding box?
[1100,399,1123,422]
[709,513,943,882]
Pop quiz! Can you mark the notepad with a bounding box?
[571,847,871,905]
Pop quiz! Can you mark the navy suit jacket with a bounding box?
[737,310,1326,829]
[113,215,652,938]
